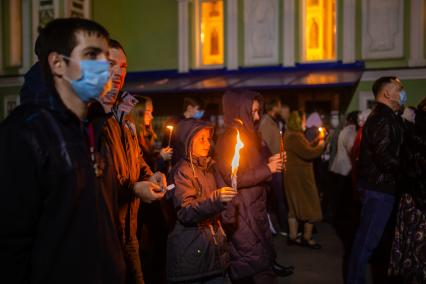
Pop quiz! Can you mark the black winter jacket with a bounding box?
[0,90,126,284]
[358,102,404,195]
[167,119,229,282]
[400,109,426,210]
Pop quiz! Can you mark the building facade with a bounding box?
[0,0,425,119]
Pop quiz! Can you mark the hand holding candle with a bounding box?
[166,125,174,147]
[231,130,244,191]
[318,127,326,140]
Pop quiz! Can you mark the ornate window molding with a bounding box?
[32,0,60,63]
[64,0,91,18]
[362,0,404,59]
[244,0,279,66]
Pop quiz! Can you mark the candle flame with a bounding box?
[231,130,244,176]
[166,125,174,131]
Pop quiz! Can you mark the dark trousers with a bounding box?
[347,189,395,284]
[268,172,289,232]
[170,275,228,284]
[231,270,278,284]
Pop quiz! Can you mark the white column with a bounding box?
[226,0,238,70]
[283,0,295,66]
[0,0,3,75]
[178,0,189,73]
[20,0,31,74]
[342,0,356,63]
[409,0,426,67]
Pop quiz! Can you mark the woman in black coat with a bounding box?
[389,98,426,283]
[214,90,285,283]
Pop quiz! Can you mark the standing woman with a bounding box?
[284,110,325,249]
[389,98,426,283]
[132,96,172,284]
[132,96,173,173]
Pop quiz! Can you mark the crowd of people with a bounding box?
[0,17,425,284]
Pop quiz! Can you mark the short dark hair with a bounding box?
[346,111,360,126]
[183,96,204,112]
[265,98,281,112]
[109,38,126,55]
[372,76,400,97]
[38,18,109,87]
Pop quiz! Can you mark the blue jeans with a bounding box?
[347,189,395,284]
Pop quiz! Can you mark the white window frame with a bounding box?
[3,94,20,119]
[193,0,225,69]
[300,0,338,63]
[32,0,60,64]
[64,0,91,18]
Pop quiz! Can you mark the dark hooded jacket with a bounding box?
[0,72,126,284]
[214,90,275,280]
[167,119,229,282]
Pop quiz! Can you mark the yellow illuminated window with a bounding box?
[199,0,224,66]
[303,0,336,61]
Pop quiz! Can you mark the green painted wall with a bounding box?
[347,79,426,113]
[92,0,178,72]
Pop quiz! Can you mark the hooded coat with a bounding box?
[167,119,229,282]
[0,70,126,284]
[214,90,275,280]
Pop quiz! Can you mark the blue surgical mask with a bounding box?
[193,110,205,119]
[400,90,408,106]
[62,56,111,102]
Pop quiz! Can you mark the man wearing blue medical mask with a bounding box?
[0,18,127,284]
[347,76,405,284]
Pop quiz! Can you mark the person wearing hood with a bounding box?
[284,111,325,249]
[0,18,127,284]
[167,119,237,283]
[99,39,166,284]
[215,90,292,283]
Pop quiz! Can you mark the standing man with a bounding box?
[0,18,126,284]
[100,39,166,284]
[347,77,406,284]
[259,98,289,236]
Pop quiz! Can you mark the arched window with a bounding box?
[302,0,336,61]
[194,0,224,68]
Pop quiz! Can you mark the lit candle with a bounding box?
[231,130,244,191]
[166,125,174,147]
[280,130,285,172]
[318,127,325,139]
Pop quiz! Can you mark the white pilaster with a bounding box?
[20,0,31,74]
[343,0,356,63]
[226,0,238,70]
[0,0,3,75]
[283,0,295,66]
[409,0,426,67]
[178,0,189,73]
